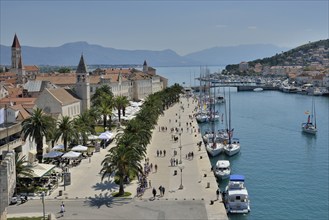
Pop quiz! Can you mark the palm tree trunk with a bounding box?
[64,139,68,152]
[119,176,125,196]
[118,109,121,122]
[103,114,107,131]
[36,141,43,163]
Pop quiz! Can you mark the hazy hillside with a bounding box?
[1,41,290,66]
[185,44,290,65]
[225,39,329,72]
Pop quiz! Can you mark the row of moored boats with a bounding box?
[194,88,250,214]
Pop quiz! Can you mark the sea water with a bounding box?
[157,66,329,220]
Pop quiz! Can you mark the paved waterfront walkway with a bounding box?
[37,95,227,219]
[125,95,228,220]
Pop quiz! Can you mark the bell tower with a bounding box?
[11,34,25,83]
[75,54,90,112]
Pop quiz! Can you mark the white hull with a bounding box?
[196,115,208,123]
[302,123,318,134]
[224,143,240,156]
[224,175,251,214]
[206,143,223,157]
[214,160,230,179]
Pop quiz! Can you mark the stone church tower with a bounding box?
[11,34,25,83]
[75,54,90,112]
[143,60,148,74]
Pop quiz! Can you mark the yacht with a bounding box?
[206,142,224,157]
[213,160,230,179]
[223,138,240,156]
[223,175,250,214]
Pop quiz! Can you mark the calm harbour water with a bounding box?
[157,66,329,220]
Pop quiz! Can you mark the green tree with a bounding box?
[114,96,130,122]
[21,108,55,163]
[15,154,34,193]
[100,143,142,196]
[55,116,76,152]
[92,85,114,131]
[73,111,95,145]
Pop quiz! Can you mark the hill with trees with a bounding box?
[225,39,329,74]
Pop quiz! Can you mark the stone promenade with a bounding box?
[9,95,228,220]
[124,95,228,220]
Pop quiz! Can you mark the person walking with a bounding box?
[216,189,220,200]
[162,186,165,196]
[152,188,156,198]
[154,164,158,172]
[159,186,163,197]
[60,202,65,217]
[163,150,166,157]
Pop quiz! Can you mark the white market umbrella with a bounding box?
[43,151,63,158]
[52,144,64,151]
[62,151,81,159]
[98,132,113,140]
[71,145,88,152]
[88,134,99,140]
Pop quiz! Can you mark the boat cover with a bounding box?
[230,174,245,181]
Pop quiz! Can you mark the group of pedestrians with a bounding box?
[170,157,179,167]
[152,185,166,199]
[156,149,166,157]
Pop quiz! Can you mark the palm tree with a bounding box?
[92,86,114,131]
[91,85,113,106]
[114,96,130,122]
[98,98,113,131]
[55,116,76,152]
[21,108,55,163]
[73,111,94,145]
[122,118,152,150]
[100,143,142,196]
[45,121,57,149]
[15,154,34,193]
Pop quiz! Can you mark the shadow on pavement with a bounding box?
[84,192,131,209]
[92,180,119,192]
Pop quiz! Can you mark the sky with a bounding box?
[0,0,328,56]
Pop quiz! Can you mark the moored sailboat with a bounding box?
[301,99,317,134]
[223,89,241,156]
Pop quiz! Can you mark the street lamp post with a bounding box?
[179,133,182,164]
[178,165,184,190]
[41,192,45,220]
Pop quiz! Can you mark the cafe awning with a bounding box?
[30,163,56,178]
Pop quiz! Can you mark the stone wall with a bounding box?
[0,151,16,220]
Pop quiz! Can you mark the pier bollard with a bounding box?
[207,182,210,188]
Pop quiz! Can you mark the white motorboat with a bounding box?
[213,160,230,179]
[206,142,224,157]
[253,88,263,92]
[223,138,240,156]
[196,113,208,123]
[223,174,250,214]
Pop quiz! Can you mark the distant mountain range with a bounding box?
[0,41,290,66]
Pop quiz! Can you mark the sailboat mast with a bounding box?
[228,88,232,143]
[313,99,317,128]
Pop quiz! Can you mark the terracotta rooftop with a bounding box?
[9,104,31,120]
[24,65,39,72]
[46,88,80,106]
